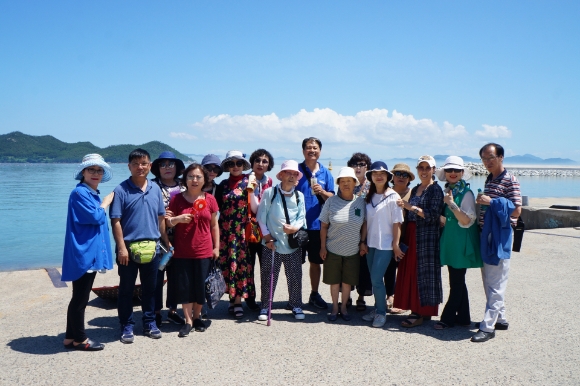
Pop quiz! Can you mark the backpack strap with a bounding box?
[270,186,278,204]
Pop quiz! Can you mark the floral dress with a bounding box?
[216,176,255,300]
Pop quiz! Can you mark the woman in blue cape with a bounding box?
[62,154,114,351]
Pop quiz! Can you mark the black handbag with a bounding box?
[205,260,226,309]
[280,189,309,249]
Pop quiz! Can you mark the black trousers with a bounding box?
[440,266,471,326]
[65,271,97,342]
[246,242,263,302]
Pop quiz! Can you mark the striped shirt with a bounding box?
[319,195,366,256]
[479,169,522,226]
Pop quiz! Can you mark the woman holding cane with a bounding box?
[256,160,307,322]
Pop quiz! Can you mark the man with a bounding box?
[472,143,522,343]
[110,148,170,343]
[296,137,335,309]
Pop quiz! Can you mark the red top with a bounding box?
[169,192,218,259]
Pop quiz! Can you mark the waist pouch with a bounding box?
[128,240,158,264]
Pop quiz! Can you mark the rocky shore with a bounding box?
[465,163,580,177]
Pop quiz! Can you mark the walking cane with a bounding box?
[267,243,276,326]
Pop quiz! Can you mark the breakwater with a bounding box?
[465,163,580,177]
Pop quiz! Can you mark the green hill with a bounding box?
[0,131,194,163]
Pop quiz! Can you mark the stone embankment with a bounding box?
[464,163,580,177]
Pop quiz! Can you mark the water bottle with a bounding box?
[247,171,256,192]
[478,188,488,214]
[158,245,174,271]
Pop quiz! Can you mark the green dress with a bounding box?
[439,185,483,269]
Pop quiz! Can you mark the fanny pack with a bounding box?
[128,240,158,264]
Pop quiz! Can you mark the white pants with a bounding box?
[480,259,510,333]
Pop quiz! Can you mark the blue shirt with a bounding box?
[62,183,113,282]
[296,162,335,230]
[109,178,165,242]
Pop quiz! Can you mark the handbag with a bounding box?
[128,240,157,264]
[245,194,262,243]
[205,260,226,309]
[280,189,309,249]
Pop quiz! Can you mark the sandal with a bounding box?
[434,321,451,330]
[228,303,235,314]
[355,299,366,312]
[401,313,424,328]
[233,305,244,319]
[389,307,404,314]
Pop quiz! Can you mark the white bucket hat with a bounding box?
[74,154,113,182]
[276,160,303,181]
[435,155,472,181]
[336,167,360,186]
[221,150,251,171]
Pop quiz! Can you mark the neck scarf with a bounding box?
[446,179,468,197]
[254,174,269,197]
[279,185,295,195]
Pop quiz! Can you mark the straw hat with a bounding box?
[74,154,112,182]
[435,156,472,181]
[390,163,415,181]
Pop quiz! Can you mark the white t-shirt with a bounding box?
[366,189,404,250]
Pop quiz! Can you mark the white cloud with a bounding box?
[170,132,197,140]
[186,108,469,148]
[475,124,512,139]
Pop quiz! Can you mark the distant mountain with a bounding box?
[0,131,194,163]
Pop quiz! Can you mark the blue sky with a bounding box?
[1,1,579,161]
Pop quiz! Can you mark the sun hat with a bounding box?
[390,163,415,181]
[74,154,113,182]
[151,151,186,178]
[201,154,223,177]
[435,156,472,181]
[276,160,304,181]
[416,155,436,168]
[336,167,360,186]
[221,150,251,171]
[365,161,393,182]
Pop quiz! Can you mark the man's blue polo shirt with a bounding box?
[297,162,335,230]
[109,178,165,242]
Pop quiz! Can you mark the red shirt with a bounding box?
[168,192,218,259]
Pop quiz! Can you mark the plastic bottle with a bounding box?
[158,245,174,271]
[478,188,488,214]
[247,171,256,192]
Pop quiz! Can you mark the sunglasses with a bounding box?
[393,171,410,178]
[225,160,245,169]
[350,162,367,168]
[444,168,463,174]
[254,159,269,165]
[204,165,221,173]
[159,161,175,169]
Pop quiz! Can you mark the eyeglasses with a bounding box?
[225,160,245,169]
[350,162,367,168]
[204,165,221,173]
[86,167,104,175]
[393,171,410,178]
[159,161,175,169]
[254,159,269,165]
[444,168,463,174]
[186,175,203,181]
[480,156,498,163]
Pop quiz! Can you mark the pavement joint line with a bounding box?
[526,230,580,239]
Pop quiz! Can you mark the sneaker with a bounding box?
[258,309,268,321]
[372,313,387,328]
[362,310,376,322]
[167,311,186,325]
[178,323,192,338]
[144,322,162,339]
[292,307,305,320]
[155,313,162,327]
[120,325,134,344]
[308,292,328,309]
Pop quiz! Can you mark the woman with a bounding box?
[319,167,366,321]
[201,154,222,195]
[395,155,444,328]
[256,160,306,321]
[347,153,372,312]
[435,156,482,330]
[360,162,405,328]
[215,150,256,319]
[384,163,415,315]
[151,151,186,326]
[62,154,114,351]
[166,163,220,337]
[246,149,274,311]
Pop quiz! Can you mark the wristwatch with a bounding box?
[413,207,419,214]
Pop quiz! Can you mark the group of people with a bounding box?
[61,138,521,351]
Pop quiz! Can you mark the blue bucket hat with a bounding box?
[151,151,186,178]
[74,153,113,183]
[201,154,223,177]
[365,161,393,182]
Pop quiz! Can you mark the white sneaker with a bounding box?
[258,309,268,321]
[372,313,387,328]
[362,310,376,322]
[292,307,305,320]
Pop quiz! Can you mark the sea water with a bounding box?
[1,163,579,271]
